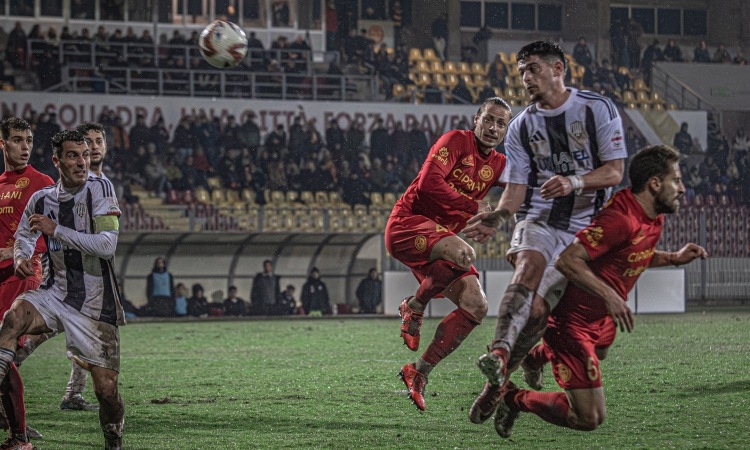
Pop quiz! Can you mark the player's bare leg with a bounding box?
[61,362,99,411]
[478,250,546,387]
[90,365,124,450]
[503,385,606,433]
[400,235,475,351]
[0,300,53,448]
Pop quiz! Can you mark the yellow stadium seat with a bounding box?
[430,60,444,74]
[408,47,423,64]
[443,61,457,74]
[422,48,438,61]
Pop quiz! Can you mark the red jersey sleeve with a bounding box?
[415,131,478,214]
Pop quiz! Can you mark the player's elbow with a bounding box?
[604,159,625,187]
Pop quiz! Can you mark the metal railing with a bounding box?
[651,63,718,112]
[52,64,373,100]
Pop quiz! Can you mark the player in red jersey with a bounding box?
[385,97,511,410]
[0,117,54,448]
[490,145,707,438]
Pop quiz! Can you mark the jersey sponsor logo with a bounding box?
[534,151,588,173]
[623,264,648,277]
[0,191,21,200]
[431,147,450,165]
[48,237,62,252]
[450,168,487,198]
[461,155,474,166]
[479,165,494,182]
[570,121,584,139]
[556,363,572,382]
[414,235,427,252]
[627,246,655,263]
[0,206,14,214]
[582,226,603,247]
[15,178,30,189]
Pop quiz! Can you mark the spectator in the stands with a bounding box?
[640,39,664,86]
[626,19,643,70]
[174,283,188,317]
[6,22,27,69]
[344,122,365,164]
[408,122,430,164]
[172,116,195,163]
[693,40,711,63]
[369,117,391,163]
[487,53,508,92]
[663,39,684,62]
[129,113,151,149]
[733,51,747,65]
[673,122,694,154]
[732,127,750,154]
[246,31,265,70]
[699,154,721,185]
[450,76,474,104]
[238,113,261,158]
[325,119,346,163]
[713,44,732,64]
[572,36,593,68]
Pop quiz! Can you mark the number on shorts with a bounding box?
[587,356,600,381]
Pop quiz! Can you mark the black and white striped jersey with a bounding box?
[500,88,627,232]
[14,176,124,326]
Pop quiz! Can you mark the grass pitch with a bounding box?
[18,309,750,449]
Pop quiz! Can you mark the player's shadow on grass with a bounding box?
[677,380,750,396]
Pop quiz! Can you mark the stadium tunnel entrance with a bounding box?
[116,232,385,310]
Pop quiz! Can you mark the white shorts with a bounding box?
[507,219,576,309]
[18,289,120,372]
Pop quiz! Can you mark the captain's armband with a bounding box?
[94,215,120,233]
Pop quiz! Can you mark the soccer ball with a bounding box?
[198,20,248,68]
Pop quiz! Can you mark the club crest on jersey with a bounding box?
[74,202,87,218]
[570,121,584,138]
[432,147,450,165]
[461,155,474,166]
[15,178,30,189]
[582,226,603,247]
[414,235,427,252]
[479,165,494,182]
[556,363,572,382]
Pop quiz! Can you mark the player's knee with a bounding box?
[574,408,606,431]
[461,287,487,322]
[93,375,119,403]
[448,244,475,270]
[0,307,27,338]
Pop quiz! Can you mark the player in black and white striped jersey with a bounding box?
[0,130,125,450]
[465,41,627,428]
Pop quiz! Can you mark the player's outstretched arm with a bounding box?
[464,183,525,243]
[556,239,634,332]
[650,244,708,268]
[540,159,624,199]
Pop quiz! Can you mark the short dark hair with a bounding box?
[51,130,86,157]
[0,117,31,140]
[476,96,511,116]
[516,40,567,75]
[629,145,681,193]
[76,121,106,138]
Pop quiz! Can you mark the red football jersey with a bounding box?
[556,188,664,320]
[0,165,54,277]
[392,130,507,232]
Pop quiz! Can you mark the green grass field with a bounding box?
[17,309,750,449]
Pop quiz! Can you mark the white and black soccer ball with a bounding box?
[198,20,249,68]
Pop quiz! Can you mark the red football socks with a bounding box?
[421,308,480,366]
[509,389,570,428]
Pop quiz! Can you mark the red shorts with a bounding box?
[0,276,42,350]
[384,214,478,283]
[543,313,617,390]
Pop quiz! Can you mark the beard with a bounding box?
[654,191,680,214]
